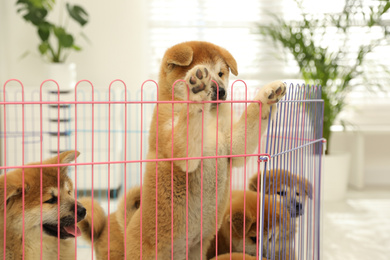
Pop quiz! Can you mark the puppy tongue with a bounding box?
[64,225,82,237]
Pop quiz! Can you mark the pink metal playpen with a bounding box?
[1,79,324,259]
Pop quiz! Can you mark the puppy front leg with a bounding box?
[169,65,212,172]
[230,81,286,167]
[170,107,209,172]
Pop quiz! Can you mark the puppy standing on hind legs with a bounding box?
[125,41,286,260]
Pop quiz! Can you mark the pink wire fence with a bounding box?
[1,79,324,260]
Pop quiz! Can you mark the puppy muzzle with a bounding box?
[211,81,226,101]
[289,201,304,217]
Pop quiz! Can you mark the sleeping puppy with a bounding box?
[78,186,141,260]
[125,41,286,260]
[249,169,313,217]
[0,151,86,260]
[207,190,292,260]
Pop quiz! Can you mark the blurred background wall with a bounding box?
[0,0,149,89]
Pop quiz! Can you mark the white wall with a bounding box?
[0,0,6,84]
[0,0,149,89]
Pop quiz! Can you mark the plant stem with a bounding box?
[47,44,57,63]
[56,40,62,63]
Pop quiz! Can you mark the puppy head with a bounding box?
[249,170,313,217]
[226,192,259,256]
[159,41,238,102]
[225,191,291,258]
[0,150,86,239]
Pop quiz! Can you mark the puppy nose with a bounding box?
[77,206,86,221]
[219,88,225,98]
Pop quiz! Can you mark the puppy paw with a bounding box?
[257,80,287,104]
[179,65,212,112]
[255,81,287,119]
[186,65,212,99]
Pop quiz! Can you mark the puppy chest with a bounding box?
[186,157,230,227]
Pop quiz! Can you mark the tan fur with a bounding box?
[0,151,86,260]
[126,41,286,260]
[249,169,312,217]
[78,186,141,260]
[207,191,291,260]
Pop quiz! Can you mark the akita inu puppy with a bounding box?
[0,150,86,260]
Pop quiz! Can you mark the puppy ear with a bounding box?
[249,171,276,194]
[165,44,193,67]
[43,150,80,175]
[217,47,238,76]
[230,211,254,238]
[284,170,313,199]
[0,170,29,209]
[250,171,275,194]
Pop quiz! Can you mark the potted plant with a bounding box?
[258,0,390,200]
[16,0,89,88]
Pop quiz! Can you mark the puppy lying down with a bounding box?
[0,151,86,260]
[249,169,313,217]
[207,190,293,260]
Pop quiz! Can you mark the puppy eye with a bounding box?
[68,190,71,195]
[218,72,223,77]
[296,192,300,196]
[250,236,257,243]
[276,191,286,196]
[44,196,57,204]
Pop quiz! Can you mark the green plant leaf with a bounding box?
[16,0,48,25]
[38,21,52,41]
[383,2,390,14]
[72,45,82,51]
[66,3,89,26]
[54,27,74,48]
[23,8,47,25]
[26,0,55,9]
[60,34,74,48]
[38,42,50,54]
[53,26,66,38]
[30,0,43,8]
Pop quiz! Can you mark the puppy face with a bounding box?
[249,169,313,217]
[226,191,290,258]
[159,41,238,103]
[0,151,86,239]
